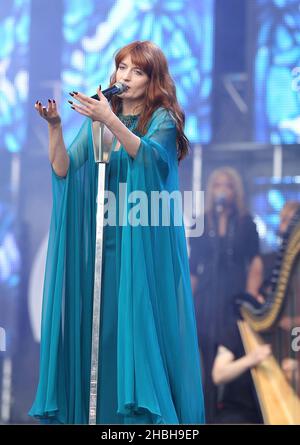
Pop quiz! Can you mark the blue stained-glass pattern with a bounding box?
[62,0,215,145]
[254,0,300,144]
[0,201,20,289]
[251,176,300,252]
[0,163,21,359]
[0,0,31,152]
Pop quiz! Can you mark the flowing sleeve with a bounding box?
[50,117,90,180]
[117,108,205,424]
[134,107,178,181]
[29,117,97,423]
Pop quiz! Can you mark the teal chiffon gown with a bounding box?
[29,107,205,424]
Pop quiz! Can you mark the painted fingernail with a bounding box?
[68,100,73,105]
[35,100,38,104]
[72,91,78,95]
[38,102,41,106]
[53,99,56,103]
[99,84,101,90]
[48,99,51,103]
[71,106,75,110]
[69,92,74,97]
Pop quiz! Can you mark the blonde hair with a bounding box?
[206,167,246,218]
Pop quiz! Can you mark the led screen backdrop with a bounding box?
[251,176,300,252]
[0,177,21,355]
[254,0,300,144]
[61,0,215,145]
[0,0,31,153]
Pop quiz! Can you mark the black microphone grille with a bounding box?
[114,82,128,93]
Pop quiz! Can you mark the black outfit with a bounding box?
[189,211,259,423]
[214,322,263,424]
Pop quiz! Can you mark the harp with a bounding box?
[237,208,300,424]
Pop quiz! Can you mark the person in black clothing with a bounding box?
[212,316,270,424]
[211,200,300,424]
[189,167,262,423]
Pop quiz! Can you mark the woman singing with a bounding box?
[190,167,261,422]
[29,40,205,425]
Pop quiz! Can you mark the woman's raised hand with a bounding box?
[34,99,61,127]
[68,87,114,125]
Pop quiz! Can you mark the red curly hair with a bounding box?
[109,40,189,162]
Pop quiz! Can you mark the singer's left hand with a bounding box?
[68,87,113,125]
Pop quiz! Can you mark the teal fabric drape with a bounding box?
[29,107,205,424]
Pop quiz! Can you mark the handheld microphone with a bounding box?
[214,194,227,213]
[91,82,128,101]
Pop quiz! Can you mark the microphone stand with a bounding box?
[89,121,113,424]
